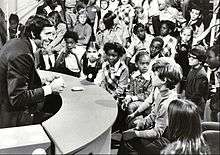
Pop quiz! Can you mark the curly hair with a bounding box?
[103,42,126,57]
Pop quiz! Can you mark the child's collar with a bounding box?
[131,70,151,80]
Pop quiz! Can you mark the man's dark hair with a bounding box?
[22,15,53,39]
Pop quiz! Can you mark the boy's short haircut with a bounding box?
[207,45,220,56]
[135,51,150,64]
[152,57,183,89]
[64,31,79,43]
[151,37,164,47]
[189,47,207,64]
[103,42,126,57]
[9,14,19,23]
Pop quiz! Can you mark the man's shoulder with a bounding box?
[1,38,32,59]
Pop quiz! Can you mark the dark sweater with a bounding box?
[185,65,208,118]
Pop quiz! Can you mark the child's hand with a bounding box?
[123,96,132,105]
[122,129,137,141]
[127,113,135,122]
[134,118,145,130]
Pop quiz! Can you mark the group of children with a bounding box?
[3,0,220,154]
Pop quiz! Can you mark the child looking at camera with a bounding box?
[122,52,152,114]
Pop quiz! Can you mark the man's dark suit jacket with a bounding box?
[0,38,45,128]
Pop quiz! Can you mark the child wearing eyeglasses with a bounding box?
[185,47,209,119]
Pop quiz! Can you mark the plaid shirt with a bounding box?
[100,60,129,98]
[127,70,152,101]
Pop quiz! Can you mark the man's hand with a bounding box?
[38,70,60,84]
[49,77,65,93]
[122,129,137,141]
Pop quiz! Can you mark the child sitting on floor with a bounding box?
[119,57,182,155]
[122,51,152,114]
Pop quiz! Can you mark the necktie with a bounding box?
[210,70,216,86]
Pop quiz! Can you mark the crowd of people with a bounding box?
[0,0,220,154]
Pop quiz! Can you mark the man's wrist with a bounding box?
[131,96,138,102]
[135,130,140,137]
[42,85,52,96]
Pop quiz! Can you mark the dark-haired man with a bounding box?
[0,15,65,128]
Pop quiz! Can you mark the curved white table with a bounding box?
[42,73,118,154]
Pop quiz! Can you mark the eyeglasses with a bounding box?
[188,54,197,59]
[87,50,97,53]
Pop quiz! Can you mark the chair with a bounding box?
[202,112,220,154]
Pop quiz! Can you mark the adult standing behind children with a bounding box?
[0,15,65,129]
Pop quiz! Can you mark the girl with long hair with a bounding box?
[161,99,210,155]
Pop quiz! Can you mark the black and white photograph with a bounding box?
[0,0,219,154]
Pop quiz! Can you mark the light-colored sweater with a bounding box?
[135,89,177,139]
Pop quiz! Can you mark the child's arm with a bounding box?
[94,62,106,85]
[193,17,219,46]
[46,23,67,53]
[125,38,137,65]
[127,88,157,121]
[128,16,134,36]
[134,103,169,139]
[114,67,129,98]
